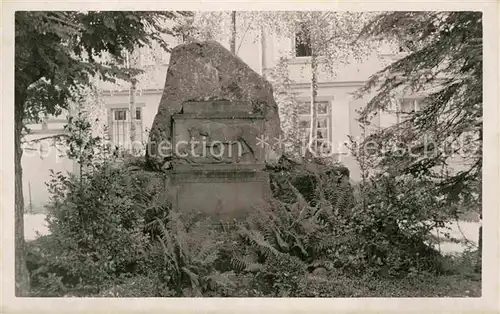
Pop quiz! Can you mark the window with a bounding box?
[134,108,141,120]
[298,101,331,150]
[398,98,423,114]
[386,97,424,114]
[109,108,143,149]
[114,110,127,121]
[295,26,312,57]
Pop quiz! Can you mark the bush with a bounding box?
[252,253,308,297]
[244,161,445,279]
[28,151,237,297]
[28,161,167,296]
[27,141,472,297]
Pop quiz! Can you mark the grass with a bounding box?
[359,274,480,297]
[303,267,481,297]
[301,248,481,298]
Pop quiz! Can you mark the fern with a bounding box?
[238,227,281,259]
[230,257,249,272]
[155,219,180,272]
[146,210,227,296]
[181,266,200,292]
[193,241,219,267]
[320,170,355,217]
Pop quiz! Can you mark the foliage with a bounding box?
[341,13,484,278]
[270,12,372,74]
[28,152,479,297]
[265,57,303,157]
[26,113,232,297]
[187,11,372,60]
[63,112,108,172]
[15,10,191,294]
[26,111,158,296]
[298,262,480,297]
[248,162,445,280]
[97,275,168,297]
[28,164,162,295]
[249,251,308,297]
[354,11,482,211]
[269,156,353,209]
[262,12,371,153]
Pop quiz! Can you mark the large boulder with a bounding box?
[146,40,282,169]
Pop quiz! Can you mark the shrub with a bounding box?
[30,155,450,297]
[248,161,446,279]
[28,162,166,296]
[252,253,308,297]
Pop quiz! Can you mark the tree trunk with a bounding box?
[260,26,266,78]
[230,11,236,54]
[476,129,483,273]
[309,52,318,154]
[360,124,368,211]
[15,95,31,296]
[129,79,137,153]
[128,50,137,154]
[476,212,482,272]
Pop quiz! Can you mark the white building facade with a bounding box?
[97,24,405,173]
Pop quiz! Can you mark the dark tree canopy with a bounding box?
[355,12,482,206]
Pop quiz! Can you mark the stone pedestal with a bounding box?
[166,169,271,222]
[165,100,272,222]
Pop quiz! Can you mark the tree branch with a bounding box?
[236,20,253,55]
[45,15,82,31]
[23,133,69,144]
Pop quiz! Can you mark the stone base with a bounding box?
[165,168,272,223]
